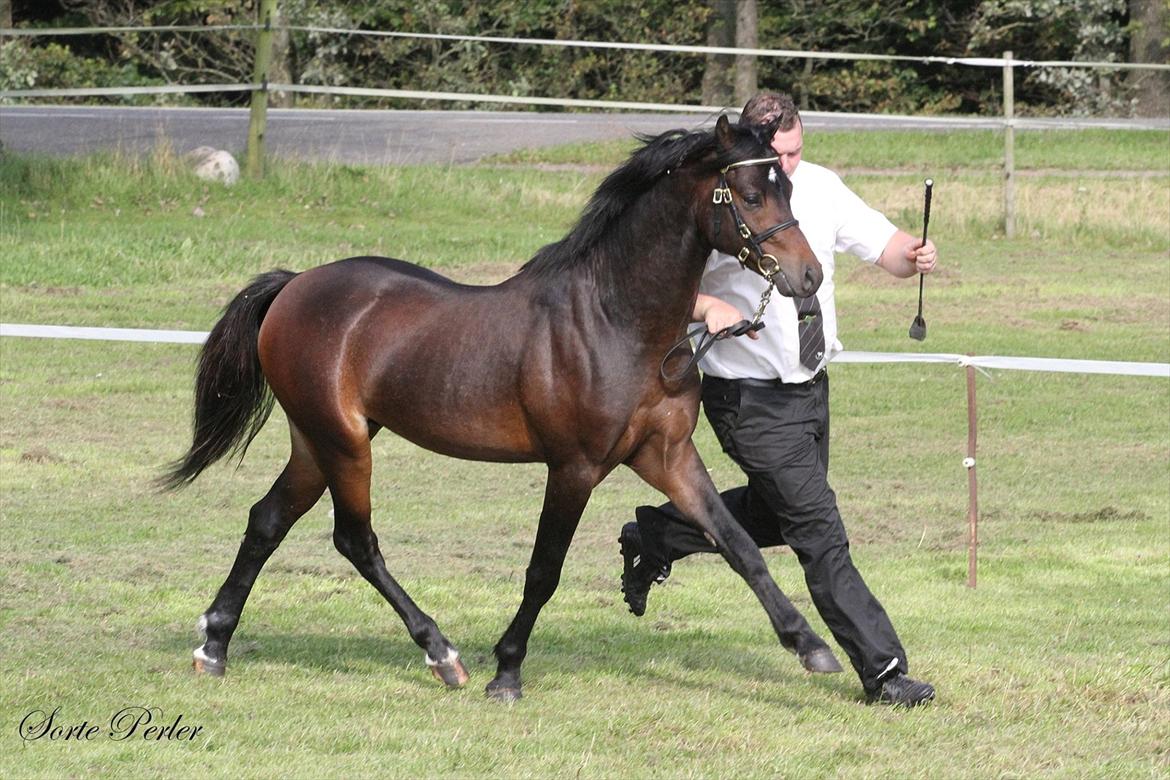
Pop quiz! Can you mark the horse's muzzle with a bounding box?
[799,263,823,297]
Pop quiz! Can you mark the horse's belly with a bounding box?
[362,346,540,464]
[373,402,539,464]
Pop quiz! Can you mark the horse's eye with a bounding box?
[744,193,762,207]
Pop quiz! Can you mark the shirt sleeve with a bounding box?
[829,173,898,264]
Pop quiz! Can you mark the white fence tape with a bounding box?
[7,82,1167,126]
[6,82,1153,127]
[0,24,258,36]
[0,323,206,345]
[0,83,257,99]
[269,83,727,114]
[833,350,1169,378]
[4,83,1168,127]
[3,323,1166,378]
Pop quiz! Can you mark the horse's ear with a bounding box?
[715,114,735,150]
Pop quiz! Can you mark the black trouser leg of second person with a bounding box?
[639,374,909,692]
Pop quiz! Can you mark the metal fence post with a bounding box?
[246,0,278,179]
[1002,50,1016,239]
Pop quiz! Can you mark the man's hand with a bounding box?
[693,294,761,339]
[906,238,938,274]
[878,231,939,278]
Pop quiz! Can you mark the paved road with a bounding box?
[1,105,1166,164]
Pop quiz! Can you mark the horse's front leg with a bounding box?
[627,437,843,674]
[486,464,597,702]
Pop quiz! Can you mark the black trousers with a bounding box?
[641,372,908,692]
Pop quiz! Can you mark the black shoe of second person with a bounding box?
[869,673,936,708]
[619,520,670,617]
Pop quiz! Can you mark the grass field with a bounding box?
[1,128,1168,778]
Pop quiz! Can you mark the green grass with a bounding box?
[1,132,1168,778]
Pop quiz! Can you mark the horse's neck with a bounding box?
[592,177,711,342]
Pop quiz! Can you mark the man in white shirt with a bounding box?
[621,92,938,707]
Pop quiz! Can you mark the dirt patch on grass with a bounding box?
[19,446,65,464]
[1033,506,1148,524]
[11,284,84,296]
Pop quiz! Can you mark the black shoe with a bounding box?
[619,520,670,617]
[869,673,936,707]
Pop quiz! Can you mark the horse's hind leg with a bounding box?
[486,465,595,702]
[317,429,469,688]
[627,437,842,674]
[194,425,326,676]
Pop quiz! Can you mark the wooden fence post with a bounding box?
[1002,50,1016,239]
[965,360,980,588]
[245,0,278,179]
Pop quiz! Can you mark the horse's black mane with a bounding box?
[521,120,773,277]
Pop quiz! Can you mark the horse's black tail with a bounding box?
[158,269,298,491]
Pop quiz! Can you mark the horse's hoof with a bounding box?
[429,658,470,688]
[485,684,522,703]
[192,646,226,677]
[800,647,844,674]
[425,649,469,688]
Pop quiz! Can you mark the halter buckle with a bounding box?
[712,186,732,205]
[736,247,752,265]
[757,254,781,279]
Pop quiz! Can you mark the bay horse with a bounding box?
[162,115,842,701]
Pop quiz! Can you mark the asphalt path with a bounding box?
[2,105,1166,165]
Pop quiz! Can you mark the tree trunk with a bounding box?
[734,0,758,106]
[1128,0,1170,117]
[701,0,735,106]
[268,5,293,107]
[1,0,12,29]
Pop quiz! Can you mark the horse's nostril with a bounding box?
[803,266,819,294]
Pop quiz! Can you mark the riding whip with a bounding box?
[908,178,933,341]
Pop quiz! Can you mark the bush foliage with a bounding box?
[5,0,1158,115]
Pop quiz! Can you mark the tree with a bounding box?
[268,2,291,107]
[701,0,735,106]
[968,0,1133,115]
[700,0,757,108]
[734,0,757,106]
[59,0,257,99]
[1128,0,1170,116]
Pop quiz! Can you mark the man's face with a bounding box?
[770,123,803,177]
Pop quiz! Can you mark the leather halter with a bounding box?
[713,156,800,281]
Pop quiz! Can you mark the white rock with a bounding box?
[187,147,240,186]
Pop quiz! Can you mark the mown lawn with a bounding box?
[1,128,1167,778]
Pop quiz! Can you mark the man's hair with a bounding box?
[740,92,801,133]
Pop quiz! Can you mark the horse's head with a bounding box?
[703,115,822,298]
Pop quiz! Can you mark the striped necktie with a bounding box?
[795,295,825,371]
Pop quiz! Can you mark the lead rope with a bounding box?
[659,273,777,383]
